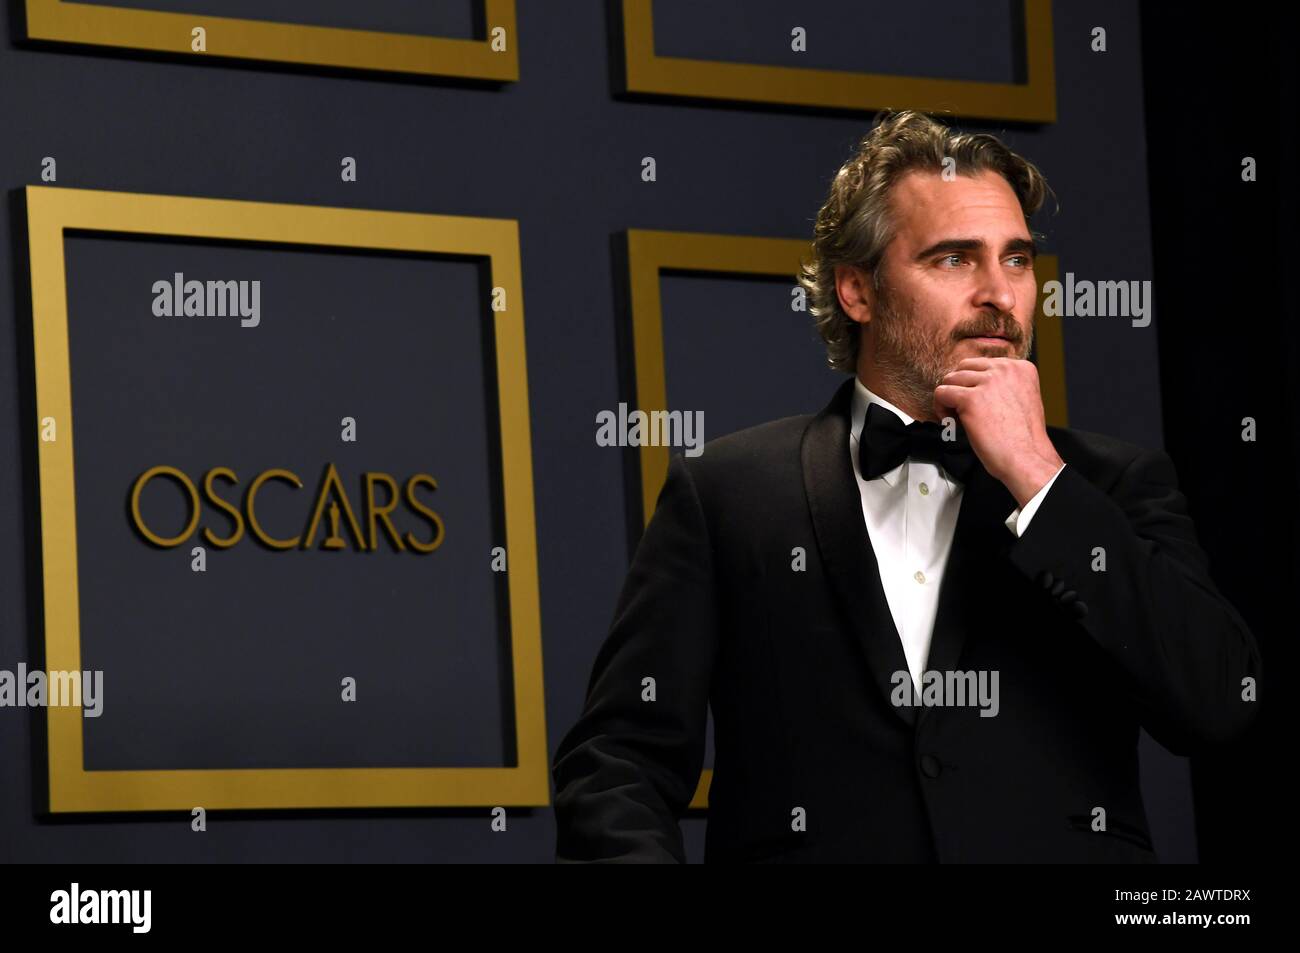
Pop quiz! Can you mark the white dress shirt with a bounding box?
[849,378,1064,690]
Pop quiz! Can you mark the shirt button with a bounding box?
[918,482,929,496]
[914,570,926,584]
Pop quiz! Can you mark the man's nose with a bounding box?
[973,260,1017,316]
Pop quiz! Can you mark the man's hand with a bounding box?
[934,356,1065,507]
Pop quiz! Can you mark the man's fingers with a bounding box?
[939,370,985,387]
[933,384,971,405]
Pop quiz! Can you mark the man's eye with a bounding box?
[940,254,964,267]
[1007,255,1030,267]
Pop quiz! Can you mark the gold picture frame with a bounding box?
[623,227,1065,808]
[23,0,518,80]
[619,0,1056,122]
[25,184,547,812]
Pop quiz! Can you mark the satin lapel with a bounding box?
[916,462,1018,730]
[801,379,916,728]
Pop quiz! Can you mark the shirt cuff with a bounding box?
[1004,464,1066,537]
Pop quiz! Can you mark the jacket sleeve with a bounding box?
[1006,448,1262,755]
[551,452,719,862]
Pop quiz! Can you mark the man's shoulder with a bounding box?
[670,412,818,508]
[670,413,821,520]
[1046,423,1159,484]
[689,413,816,469]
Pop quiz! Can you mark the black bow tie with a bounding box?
[857,402,979,482]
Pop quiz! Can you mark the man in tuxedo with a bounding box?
[551,111,1261,863]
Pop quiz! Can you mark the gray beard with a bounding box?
[869,292,1034,422]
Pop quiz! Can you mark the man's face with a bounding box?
[852,169,1038,414]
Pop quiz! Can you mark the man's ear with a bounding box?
[834,263,876,327]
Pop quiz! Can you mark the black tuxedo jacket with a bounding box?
[552,379,1261,863]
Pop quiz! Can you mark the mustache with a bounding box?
[953,311,1023,343]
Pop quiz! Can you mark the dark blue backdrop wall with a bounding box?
[1,1,1195,862]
